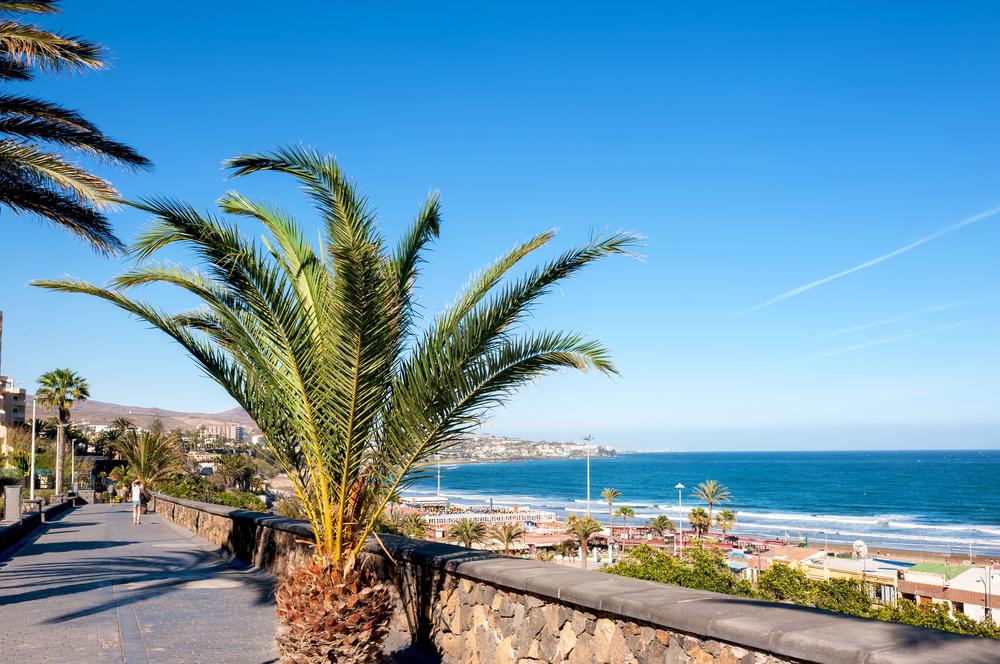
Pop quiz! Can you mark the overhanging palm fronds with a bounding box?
[0,2,151,255]
[32,144,640,572]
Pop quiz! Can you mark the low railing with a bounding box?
[151,493,1000,664]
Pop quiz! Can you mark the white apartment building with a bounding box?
[0,312,27,455]
[202,423,244,443]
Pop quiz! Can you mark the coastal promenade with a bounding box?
[0,503,279,663]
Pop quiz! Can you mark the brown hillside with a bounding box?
[25,396,259,434]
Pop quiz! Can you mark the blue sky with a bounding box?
[2,2,1000,449]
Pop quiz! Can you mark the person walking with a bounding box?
[108,482,117,505]
[131,479,144,525]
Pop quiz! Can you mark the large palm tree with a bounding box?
[488,523,526,556]
[0,1,151,255]
[35,368,88,493]
[446,518,487,548]
[690,480,732,534]
[565,513,603,570]
[33,146,637,663]
[601,487,620,536]
[646,515,675,540]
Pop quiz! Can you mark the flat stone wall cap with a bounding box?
[641,596,768,638]
[863,631,1000,664]
[770,617,966,664]
[491,560,577,592]
[557,577,672,613]
[597,587,712,619]
[517,569,611,599]
[706,603,843,653]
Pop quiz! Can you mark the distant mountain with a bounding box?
[25,396,259,434]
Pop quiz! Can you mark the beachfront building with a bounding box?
[422,506,558,527]
[783,551,900,605]
[898,563,1000,621]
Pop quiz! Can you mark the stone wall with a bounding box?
[152,494,1000,664]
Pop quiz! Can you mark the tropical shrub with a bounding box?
[605,544,998,639]
[209,490,266,512]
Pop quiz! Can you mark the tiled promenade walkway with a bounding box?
[0,503,278,663]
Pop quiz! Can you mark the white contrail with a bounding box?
[736,205,1000,317]
[811,302,969,342]
[811,321,972,359]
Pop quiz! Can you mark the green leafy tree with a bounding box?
[614,505,635,536]
[646,515,675,539]
[488,523,526,556]
[36,368,89,493]
[447,518,487,548]
[690,480,731,534]
[33,146,637,663]
[688,507,711,537]
[715,509,736,537]
[0,1,151,255]
[601,487,620,535]
[566,513,603,569]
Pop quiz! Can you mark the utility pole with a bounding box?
[582,434,594,516]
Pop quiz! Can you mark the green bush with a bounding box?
[209,490,266,512]
[604,544,997,639]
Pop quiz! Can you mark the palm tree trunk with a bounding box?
[580,541,588,570]
[55,420,66,494]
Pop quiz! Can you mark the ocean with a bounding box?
[404,450,1000,556]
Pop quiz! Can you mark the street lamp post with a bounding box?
[29,400,36,500]
[675,483,685,554]
[583,434,594,516]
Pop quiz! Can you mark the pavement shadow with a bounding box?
[0,546,276,623]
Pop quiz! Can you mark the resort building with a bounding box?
[0,311,27,455]
[898,563,1000,621]
[202,423,244,442]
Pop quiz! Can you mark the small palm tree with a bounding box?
[401,513,428,539]
[488,523,526,556]
[33,146,637,663]
[614,505,635,537]
[111,430,181,488]
[566,513,603,570]
[690,480,732,534]
[535,549,557,563]
[447,518,487,548]
[601,487,621,536]
[646,515,675,539]
[688,507,711,537]
[112,417,136,434]
[715,509,737,537]
[0,1,152,255]
[553,539,576,565]
[36,368,89,493]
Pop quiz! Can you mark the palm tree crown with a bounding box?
[614,505,635,536]
[0,1,152,255]
[446,518,487,549]
[688,507,711,537]
[111,430,181,487]
[35,367,88,493]
[690,480,732,534]
[715,509,737,537]
[565,513,603,570]
[646,515,675,539]
[33,146,638,571]
[488,523,526,556]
